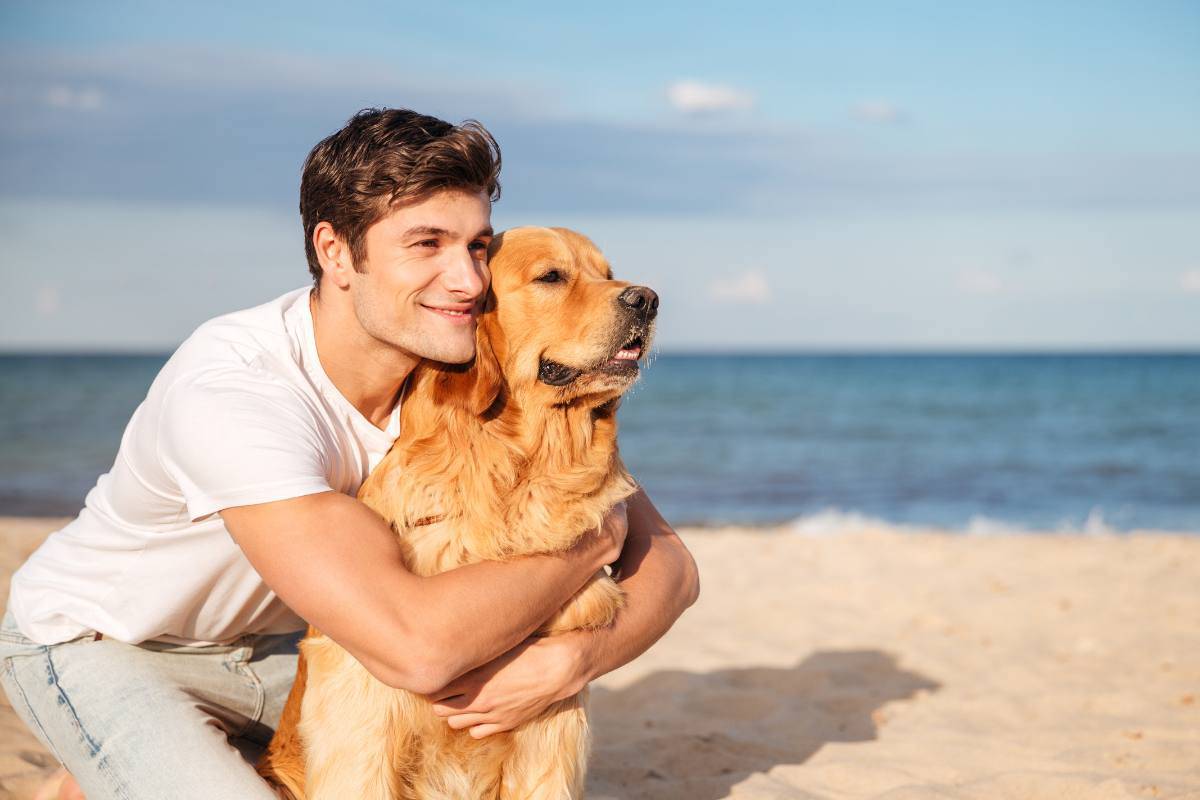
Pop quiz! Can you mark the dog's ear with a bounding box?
[432,316,503,417]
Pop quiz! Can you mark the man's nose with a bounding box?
[443,248,488,298]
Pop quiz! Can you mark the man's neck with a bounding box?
[310,290,417,430]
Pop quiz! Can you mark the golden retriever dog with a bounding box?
[258,226,658,799]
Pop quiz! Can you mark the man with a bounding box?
[1,108,699,800]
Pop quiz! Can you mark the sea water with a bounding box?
[2,353,1197,532]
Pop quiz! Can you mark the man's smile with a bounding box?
[421,302,477,325]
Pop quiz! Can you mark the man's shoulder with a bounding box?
[189,286,310,355]
[143,286,319,422]
[169,287,311,377]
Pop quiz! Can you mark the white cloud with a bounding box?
[45,85,104,111]
[1180,270,1200,293]
[709,269,770,304]
[852,100,905,124]
[35,285,61,315]
[5,46,543,119]
[667,80,755,114]
[956,269,1004,295]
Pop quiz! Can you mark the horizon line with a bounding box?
[3,346,1199,358]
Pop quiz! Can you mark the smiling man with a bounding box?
[0,109,699,800]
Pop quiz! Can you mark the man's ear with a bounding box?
[313,221,355,288]
[432,316,504,416]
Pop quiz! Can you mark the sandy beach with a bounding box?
[0,517,1197,799]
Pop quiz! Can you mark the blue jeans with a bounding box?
[0,611,301,799]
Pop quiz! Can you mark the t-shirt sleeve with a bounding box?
[157,370,335,522]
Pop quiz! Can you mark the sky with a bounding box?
[1,0,1198,351]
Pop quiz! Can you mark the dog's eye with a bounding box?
[535,270,564,284]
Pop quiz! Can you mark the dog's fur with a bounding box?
[258,226,656,799]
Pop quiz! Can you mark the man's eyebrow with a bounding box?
[402,225,453,239]
[400,225,495,239]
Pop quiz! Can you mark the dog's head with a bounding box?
[433,226,657,415]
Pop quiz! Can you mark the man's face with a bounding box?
[348,189,493,364]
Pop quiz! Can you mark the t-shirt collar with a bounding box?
[291,288,402,445]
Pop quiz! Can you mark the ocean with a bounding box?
[1,353,1197,532]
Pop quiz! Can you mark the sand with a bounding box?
[0,517,1197,799]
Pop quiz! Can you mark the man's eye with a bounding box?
[416,239,438,248]
[469,241,489,254]
[535,270,564,283]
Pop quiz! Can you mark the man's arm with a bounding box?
[221,491,627,695]
[576,486,701,676]
[430,487,699,737]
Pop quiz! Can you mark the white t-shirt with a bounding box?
[8,287,401,646]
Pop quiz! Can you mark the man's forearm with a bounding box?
[575,489,700,682]
[225,491,621,695]
[424,490,698,738]
[407,536,615,689]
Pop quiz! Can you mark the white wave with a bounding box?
[969,507,1120,536]
[963,515,1029,536]
[1065,507,1121,536]
[785,506,1126,537]
[787,507,916,536]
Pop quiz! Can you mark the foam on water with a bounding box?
[782,506,1131,537]
[786,507,909,536]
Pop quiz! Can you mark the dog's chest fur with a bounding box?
[358,373,638,579]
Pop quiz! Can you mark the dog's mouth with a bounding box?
[537,359,583,386]
[598,336,643,376]
[537,334,648,387]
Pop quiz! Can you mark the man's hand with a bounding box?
[596,501,629,566]
[426,490,699,740]
[425,502,626,738]
[429,632,592,738]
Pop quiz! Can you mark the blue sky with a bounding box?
[1,1,1198,350]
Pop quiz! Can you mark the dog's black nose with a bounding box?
[618,286,659,318]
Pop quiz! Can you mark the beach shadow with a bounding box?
[587,649,940,800]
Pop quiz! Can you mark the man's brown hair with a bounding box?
[300,108,502,284]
